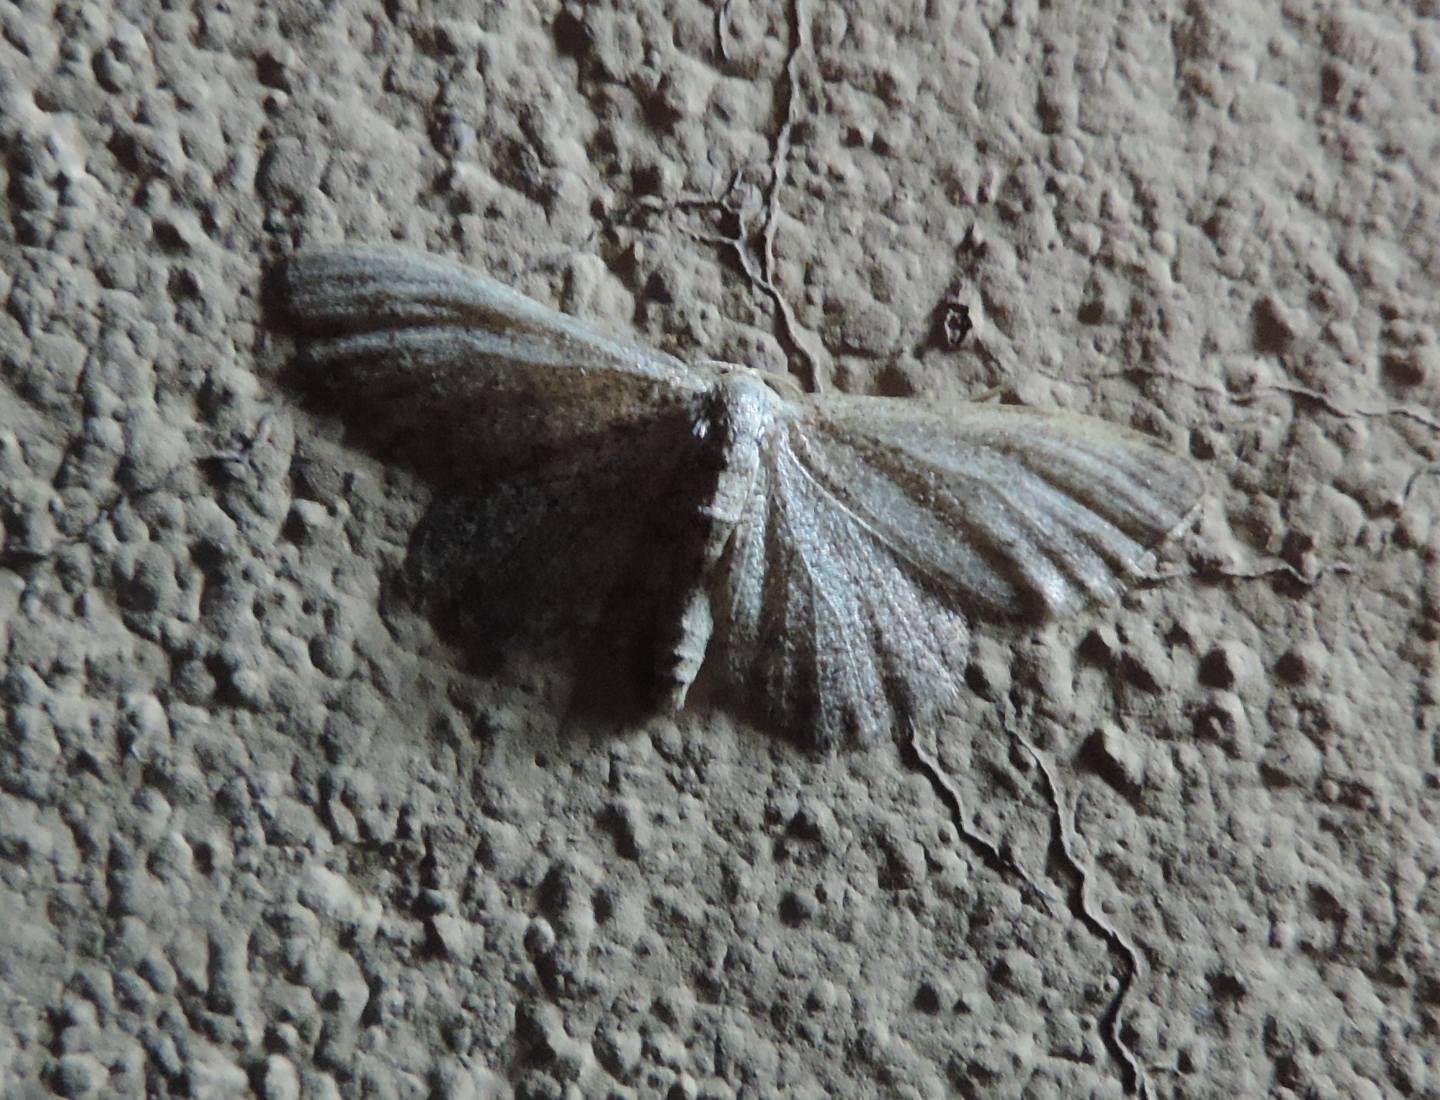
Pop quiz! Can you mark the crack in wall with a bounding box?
[906,725,1059,911]
[1021,737,1150,1099]
[907,719,1152,1097]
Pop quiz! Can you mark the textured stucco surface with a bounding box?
[2,1,1439,1098]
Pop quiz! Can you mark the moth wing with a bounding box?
[711,396,1202,748]
[711,416,972,750]
[281,244,699,389]
[794,395,1203,620]
[278,244,708,478]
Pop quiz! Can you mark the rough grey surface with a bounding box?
[2,1,1438,1098]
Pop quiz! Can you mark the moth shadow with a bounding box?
[273,329,700,726]
[388,423,696,726]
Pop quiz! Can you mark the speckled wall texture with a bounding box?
[2,1,1438,1098]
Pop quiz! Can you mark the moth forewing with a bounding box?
[282,244,721,480]
[798,396,1202,616]
[283,243,708,393]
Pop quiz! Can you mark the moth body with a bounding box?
[665,370,788,710]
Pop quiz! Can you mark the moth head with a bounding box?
[693,359,804,398]
[693,367,786,446]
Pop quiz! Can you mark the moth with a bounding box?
[280,244,1202,750]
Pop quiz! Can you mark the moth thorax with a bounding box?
[704,371,783,451]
